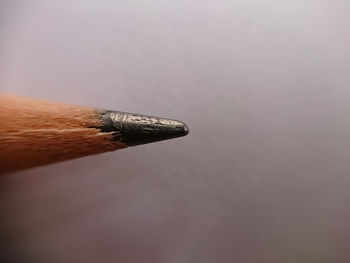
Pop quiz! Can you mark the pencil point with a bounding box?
[183,123,189,136]
[99,111,189,146]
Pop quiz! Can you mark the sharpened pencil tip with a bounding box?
[183,123,189,136]
[98,111,189,146]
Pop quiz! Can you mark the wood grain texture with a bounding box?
[0,94,127,174]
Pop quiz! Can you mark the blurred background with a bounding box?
[1,1,350,262]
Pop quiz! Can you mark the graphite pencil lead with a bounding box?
[97,111,189,146]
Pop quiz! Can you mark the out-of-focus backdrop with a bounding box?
[1,1,350,262]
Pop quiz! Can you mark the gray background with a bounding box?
[1,1,350,262]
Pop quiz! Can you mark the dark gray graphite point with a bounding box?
[99,111,189,146]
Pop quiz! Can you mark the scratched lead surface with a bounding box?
[99,111,189,146]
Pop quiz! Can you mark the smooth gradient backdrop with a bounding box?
[1,1,350,262]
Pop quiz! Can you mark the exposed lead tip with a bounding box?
[99,111,189,146]
[182,123,190,136]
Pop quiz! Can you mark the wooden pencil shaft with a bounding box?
[0,94,125,174]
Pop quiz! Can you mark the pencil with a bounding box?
[0,94,189,174]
